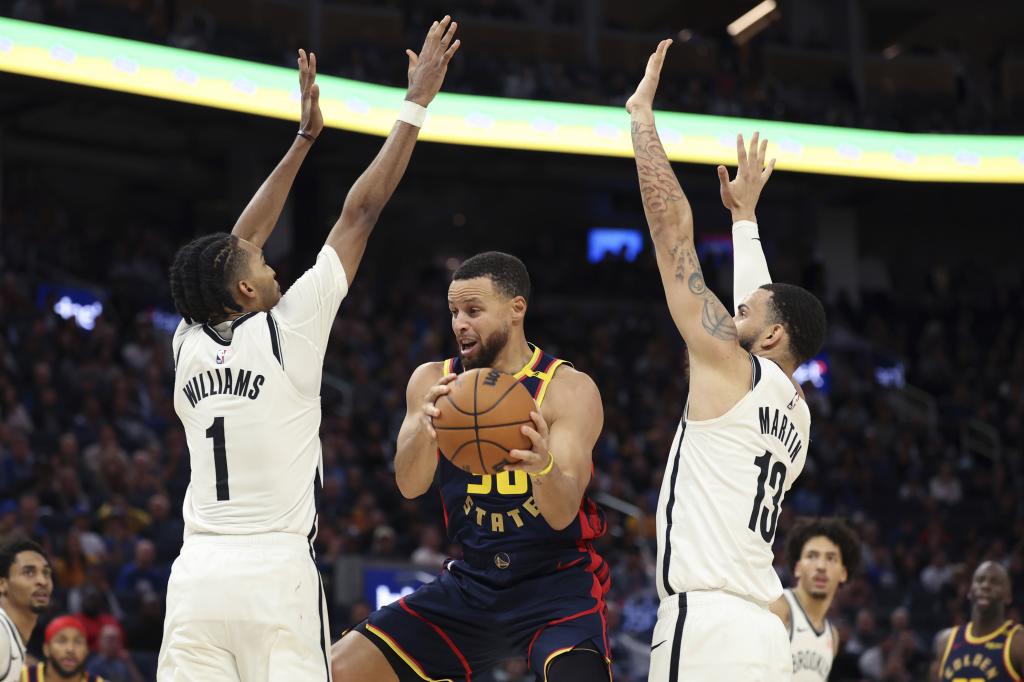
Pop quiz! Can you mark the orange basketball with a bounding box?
[433,368,536,476]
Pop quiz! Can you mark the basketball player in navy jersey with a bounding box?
[628,41,827,680]
[932,561,1024,681]
[331,251,611,681]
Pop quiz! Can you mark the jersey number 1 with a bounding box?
[206,417,230,501]
[747,450,786,543]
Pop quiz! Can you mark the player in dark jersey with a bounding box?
[331,251,610,681]
[931,561,1024,681]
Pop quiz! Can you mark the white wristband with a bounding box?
[732,220,759,237]
[397,100,427,128]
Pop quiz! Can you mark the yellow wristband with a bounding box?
[532,451,555,478]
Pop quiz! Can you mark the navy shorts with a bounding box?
[364,549,610,681]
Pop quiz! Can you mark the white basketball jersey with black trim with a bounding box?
[172,245,348,539]
[784,589,836,681]
[0,606,25,682]
[656,354,810,604]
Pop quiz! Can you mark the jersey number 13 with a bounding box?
[747,450,786,543]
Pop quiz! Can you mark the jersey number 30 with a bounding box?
[747,450,786,543]
[205,417,230,501]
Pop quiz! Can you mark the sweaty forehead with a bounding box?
[448,277,497,303]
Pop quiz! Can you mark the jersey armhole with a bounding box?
[939,627,957,673]
[1004,625,1022,681]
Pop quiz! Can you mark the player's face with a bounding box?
[448,277,512,370]
[45,628,88,677]
[969,561,1011,612]
[0,550,53,614]
[734,289,772,353]
[237,239,282,310]
[794,536,847,600]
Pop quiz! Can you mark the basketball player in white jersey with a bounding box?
[771,517,861,680]
[157,18,460,681]
[627,40,827,681]
[0,540,52,682]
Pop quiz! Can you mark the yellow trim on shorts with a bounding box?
[1005,625,1022,681]
[365,624,454,682]
[443,358,454,375]
[542,646,612,682]
[938,626,956,674]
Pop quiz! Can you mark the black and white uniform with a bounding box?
[650,355,810,681]
[0,606,26,682]
[157,246,348,681]
[783,589,836,681]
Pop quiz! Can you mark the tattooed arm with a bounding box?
[625,40,748,367]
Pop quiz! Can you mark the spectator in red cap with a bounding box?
[21,615,104,682]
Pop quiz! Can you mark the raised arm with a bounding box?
[625,40,742,363]
[231,49,323,248]
[719,132,775,312]
[325,16,460,285]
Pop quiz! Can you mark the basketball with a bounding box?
[433,368,537,476]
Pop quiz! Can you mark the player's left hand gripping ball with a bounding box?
[507,411,551,475]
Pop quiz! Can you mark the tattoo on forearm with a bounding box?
[668,238,739,341]
[631,120,683,214]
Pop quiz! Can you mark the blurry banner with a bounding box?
[1,18,1022,183]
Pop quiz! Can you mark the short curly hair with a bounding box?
[786,516,861,577]
[760,283,827,365]
[452,251,531,302]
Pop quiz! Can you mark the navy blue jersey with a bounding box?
[436,345,606,559]
[939,620,1021,682]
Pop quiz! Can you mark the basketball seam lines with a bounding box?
[473,370,486,474]
[434,419,533,431]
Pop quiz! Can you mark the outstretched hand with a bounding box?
[297,49,323,139]
[717,132,775,223]
[406,15,461,107]
[626,38,672,116]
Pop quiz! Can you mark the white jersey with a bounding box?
[0,607,25,682]
[784,589,836,681]
[172,246,348,539]
[656,354,810,604]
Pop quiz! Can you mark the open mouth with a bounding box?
[459,339,478,355]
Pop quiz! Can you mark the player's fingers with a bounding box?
[440,19,457,47]
[439,372,458,384]
[736,133,747,167]
[758,137,768,168]
[444,38,461,61]
[528,410,547,435]
[309,51,317,80]
[423,416,437,439]
[423,402,441,417]
[764,157,776,181]
[310,83,319,102]
[749,131,760,165]
[520,424,543,448]
[507,449,540,464]
[717,165,731,188]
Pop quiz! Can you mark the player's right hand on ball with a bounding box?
[405,15,461,107]
[422,372,458,440]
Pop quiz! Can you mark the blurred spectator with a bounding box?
[410,525,447,572]
[85,623,144,682]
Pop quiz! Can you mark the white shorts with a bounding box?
[649,591,791,682]
[157,532,331,682]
